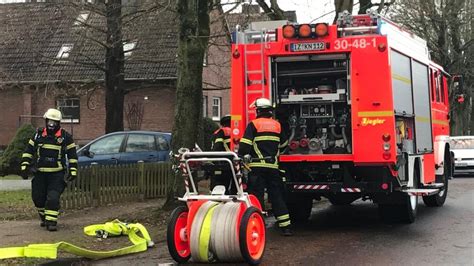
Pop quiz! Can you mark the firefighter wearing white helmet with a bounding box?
[20,108,78,232]
[238,98,292,236]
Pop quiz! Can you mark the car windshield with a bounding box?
[450,138,474,149]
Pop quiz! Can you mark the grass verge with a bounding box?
[0,190,35,220]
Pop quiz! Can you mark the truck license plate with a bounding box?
[290,42,325,52]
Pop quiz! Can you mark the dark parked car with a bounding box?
[77,131,171,166]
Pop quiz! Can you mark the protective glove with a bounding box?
[20,165,29,180]
[66,169,77,181]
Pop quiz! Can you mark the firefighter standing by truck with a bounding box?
[238,98,292,236]
[20,108,78,231]
[210,115,236,194]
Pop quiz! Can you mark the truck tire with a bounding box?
[327,194,360,205]
[423,153,449,207]
[379,166,419,223]
[287,196,313,223]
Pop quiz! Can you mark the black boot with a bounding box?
[45,221,57,231]
[280,226,293,236]
[39,215,46,227]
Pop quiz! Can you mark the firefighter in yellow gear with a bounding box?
[210,115,236,194]
[20,108,78,231]
[238,98,292,236]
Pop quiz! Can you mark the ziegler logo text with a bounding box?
[361,118,386,126]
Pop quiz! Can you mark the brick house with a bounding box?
[0,2,295,147]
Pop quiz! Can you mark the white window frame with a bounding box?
[56,44,74,60]
[212,97,221,121]
[123,41,137,58]
[74,12,90,26]
[57,97,80,123]
[203,96,208,117]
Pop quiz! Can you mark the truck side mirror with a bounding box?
[452,75,463,93]
[452,75,464,104]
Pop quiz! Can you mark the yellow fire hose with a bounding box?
[0,219,154,260]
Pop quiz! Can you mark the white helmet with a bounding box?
[43,108,62,121]
[249,98,273,109]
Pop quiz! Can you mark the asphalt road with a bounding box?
[86,177,474,265]
[260,176,474,265]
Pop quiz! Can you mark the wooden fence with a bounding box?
[61,162,172,209]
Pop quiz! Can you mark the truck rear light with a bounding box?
[382,151,391,160]
[289,140,299,150]
[282,25,296,38]
[382,133,391,142]
[232,49,240,59]
[381,183,389,190]
[378,43,386,52]
[383,143,390,151]
[315,23,328,36]
[298,24,312,38]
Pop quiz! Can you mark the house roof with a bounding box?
[0,3,295,85]
[0,2,178,84]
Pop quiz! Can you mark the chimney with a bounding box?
[242,4,261,14]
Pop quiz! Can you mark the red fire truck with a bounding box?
[230,12,452,223]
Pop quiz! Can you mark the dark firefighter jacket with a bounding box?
[212,127,231,152]
[21,128,78,175]
[238,118,288,169]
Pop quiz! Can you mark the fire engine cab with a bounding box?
[230,11,452,223]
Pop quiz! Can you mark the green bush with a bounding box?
[198,117,219,151]
[0,124,35,176]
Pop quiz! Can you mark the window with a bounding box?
[439,74,446,104]
[57,97,80,123]
[156,135,169,151]
[125,134,156,152]
[212,97,221,121]
[203,50,208,66]
[56,44,74,60]
[123,41,137,58]
[89,135,124,155]
[434,71,441,102]
[74,12,90,26]
[203,96,208,117]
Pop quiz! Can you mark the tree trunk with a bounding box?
[105,0,125,133]
[358,0,373,14]
[163,0,211,210]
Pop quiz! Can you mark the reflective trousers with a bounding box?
[247,167,291,228]
[32,171,66,225]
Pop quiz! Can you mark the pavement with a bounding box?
[0,179,31,191]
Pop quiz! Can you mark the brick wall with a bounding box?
[0,87,24,146]
[203,9,232,121]
[0,84,176,147]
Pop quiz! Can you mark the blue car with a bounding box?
[77,131,171,166]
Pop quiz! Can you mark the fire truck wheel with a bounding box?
[379,167,419,223]
[287,196,313,223]
[167,206,191,263]
[239,207,266,265]
[423,153,449,207]
[327,194,360,205]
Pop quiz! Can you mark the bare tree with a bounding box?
[164,0,211,209]
[255,0,286,20]
[390,0,473,135]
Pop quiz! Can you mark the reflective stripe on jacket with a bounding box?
[238,117,287,169]
[21,128,78,173]
[212,127,231,152]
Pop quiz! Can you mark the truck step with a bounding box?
[402,188,439,196]
[423,183,444,189]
